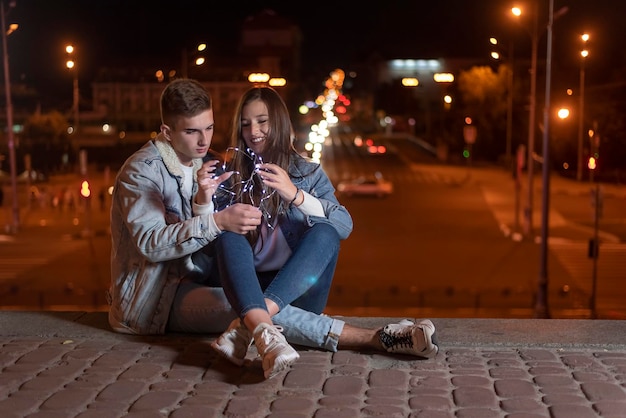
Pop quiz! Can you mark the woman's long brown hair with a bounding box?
[227,86,298,247]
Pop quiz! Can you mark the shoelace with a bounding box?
[256,328,276,350]
[380,329,414,349]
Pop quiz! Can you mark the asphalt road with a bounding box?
[1,136,624,319]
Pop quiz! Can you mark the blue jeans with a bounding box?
[167,280,344,351]
[214,223,340,317]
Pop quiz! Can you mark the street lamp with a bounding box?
[512,4,539,238]
[489,36,514,169]
[65,45,79,133]
[535,0,569,319]
[181,43,207,78]
[1,0,19,232]
[576,34,590,182]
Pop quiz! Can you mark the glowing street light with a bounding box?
[576,33,590,182]
[65,44,79,133]
[1,0,19,232]
[511,4,539,238]
[489,36,514,168]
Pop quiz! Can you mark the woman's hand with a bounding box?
[255,163,297,203]
[196,160,232,205]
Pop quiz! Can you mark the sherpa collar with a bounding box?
[153,133,203,180]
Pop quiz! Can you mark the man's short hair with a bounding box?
[160,79,212,128]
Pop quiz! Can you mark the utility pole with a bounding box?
[1,0,19,232]
[523,1,539,238]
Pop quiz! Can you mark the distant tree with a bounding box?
[457,65,510,161]
[22,111,74,175]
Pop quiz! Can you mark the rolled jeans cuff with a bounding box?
[273,305,345,352]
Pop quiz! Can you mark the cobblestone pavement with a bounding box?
[1,312,626,418]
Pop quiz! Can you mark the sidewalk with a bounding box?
[1,311,626,417]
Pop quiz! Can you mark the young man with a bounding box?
[107,78,439,379]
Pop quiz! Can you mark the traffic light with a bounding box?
[587,156,597,170]
[463,148,470,159]
[80,180,91,198]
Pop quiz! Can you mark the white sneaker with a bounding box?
[379,319,439,358]
[253,323,300,379]
[210,319,252,366]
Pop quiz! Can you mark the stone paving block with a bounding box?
[15,346,68,365]
[0,393,40,417]
[331,350,369,366]
[19,376,67,392]
[520,349,559,361]
[86,400,130,412]
[542,393,588,405]
[489,366,530,379]
[411,411,455,418]
[453,386,499,408]
[283,366,326,388]
[361,403,406,417]
[366,387,405,397]
[169,405,221,418]
[270,396,316,414]
[408,394,452,410]
[128,390,185,413]
[322,375,365,396]
[581,381,626,401]
[494,379,538,397]
[561,354,599,368]
[75,409,118,418]
[368,368,408,387]
[573,371,612,382]
[528,365,569,375]
[95,380,146,403]
[409,374,449,389]
[549,404,598,418]
[499,397,545,413]
[331,364,367,376]
[314,406,361,418]
[593,400,626,417]
[454,407,502,418]
[450,375,491,386]
[92,350,141,369]
[318,395,361,409]
[533,374,579,387]
[39,388,96,411]
[224,396,271,417]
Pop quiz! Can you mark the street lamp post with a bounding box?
[535,0,569,319]
[489,37,514,168]
[535,0,556,319]
[1,0,19,232]
[512,4,540,238]
[576,34,589,182]
[65,45,79,133]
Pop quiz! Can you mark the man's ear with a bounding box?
[161,124,173,141]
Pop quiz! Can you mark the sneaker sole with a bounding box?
[417,320,438,359]
[264,351,300,379]
[210,341,245,366]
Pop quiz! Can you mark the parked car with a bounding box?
[336,172,393,198]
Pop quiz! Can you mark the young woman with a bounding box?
[208,86,353,378]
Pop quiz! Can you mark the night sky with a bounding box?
[6,0,626,103]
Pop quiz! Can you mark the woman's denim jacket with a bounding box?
[241,153,353,249]
[108,139,352,335]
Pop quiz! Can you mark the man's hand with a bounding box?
[196,160,232,205]
[213,203,262,233]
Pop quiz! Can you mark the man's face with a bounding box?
[162,109,215,166]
